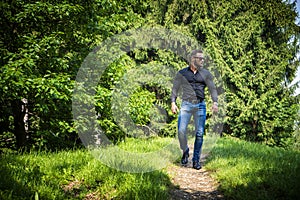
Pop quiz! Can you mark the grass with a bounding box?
[205,137,300,200]
[1,135,300,200]
[91,137,181,173]
[0,136,175,200]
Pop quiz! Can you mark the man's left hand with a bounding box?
[212,102,218,113]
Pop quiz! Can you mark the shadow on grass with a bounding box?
[0,151,96,200]
[0,151,175,200]
[0,154,43,200]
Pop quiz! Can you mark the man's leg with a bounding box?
[192,101,206,169]
[178,101,192,164]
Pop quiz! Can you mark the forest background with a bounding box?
[1,0,300,151]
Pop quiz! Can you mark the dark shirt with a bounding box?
[171,66,218,103]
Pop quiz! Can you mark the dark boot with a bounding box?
[181,148,189,165]
[193,161,201,170]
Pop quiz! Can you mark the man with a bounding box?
[171,49,218,170]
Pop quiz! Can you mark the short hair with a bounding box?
[190,49,203,57]
[188,49,203,63]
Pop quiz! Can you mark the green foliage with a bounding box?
[179,0,299,147]
[129,88,156,125]
[292,108,300,150]
[0,0,149,149]
[94,51,182,141]
[1,0,299,150]
[0,0,100,149]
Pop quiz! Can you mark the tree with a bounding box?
[150,0,299,147]
[0,0,153,149]
[1,0,299,150]
[0,0,99,149]
[193,0,299,147]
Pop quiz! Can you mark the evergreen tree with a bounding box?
[1,0,299,149]
[152,0,299,147]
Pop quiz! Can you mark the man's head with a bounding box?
[189,49,205,69]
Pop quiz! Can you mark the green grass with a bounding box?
[1,136,300,200]
[205,137,300,200]
[0,137,175,200]
[91,137,180,173]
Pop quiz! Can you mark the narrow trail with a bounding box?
[166,151,224,200]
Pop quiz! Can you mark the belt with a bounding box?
[185,98,204,104]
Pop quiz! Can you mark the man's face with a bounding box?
[192,52,204,69]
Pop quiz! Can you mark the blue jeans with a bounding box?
[178,101,206,162]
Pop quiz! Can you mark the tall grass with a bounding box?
[0,137,174,200]
[205,137,300,200]
[1,136,299,200]
[91,137,181,173]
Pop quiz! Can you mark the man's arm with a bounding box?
[171,72,181,114]
[205,71,218,113]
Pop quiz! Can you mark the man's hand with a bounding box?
[171,102,179,114]
[212,102,218,113]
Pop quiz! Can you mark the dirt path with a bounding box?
[166,152,224,200]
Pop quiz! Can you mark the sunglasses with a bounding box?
[193,56,205,61]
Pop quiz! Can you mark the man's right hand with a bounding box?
[171,102,179,114]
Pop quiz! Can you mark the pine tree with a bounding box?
[159,0,300,147]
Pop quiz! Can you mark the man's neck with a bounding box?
[190,65,197,74]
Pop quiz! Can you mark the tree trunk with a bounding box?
[12,99,27,149]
